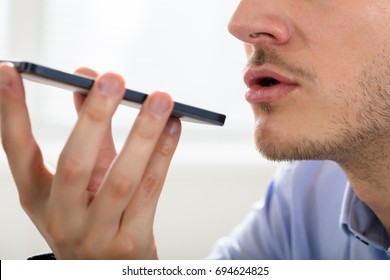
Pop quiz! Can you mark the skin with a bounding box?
[1,0,390,259]
[0,65,181,259]
[228,0,390,234]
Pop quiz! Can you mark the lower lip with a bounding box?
[245,84,298,104]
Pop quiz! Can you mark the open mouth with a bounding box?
[258,77,281,87]
[244,68,299,103]
[244,70,298,103]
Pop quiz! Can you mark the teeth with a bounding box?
[259,78,280,87]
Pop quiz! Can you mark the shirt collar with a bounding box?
[340,183,390,252]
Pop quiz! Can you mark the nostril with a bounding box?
[249,32,263,38]
[249,32,276,40]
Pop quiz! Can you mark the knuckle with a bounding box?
[44,220,71,248]
[1,136,10,153]
[140,173,161,197]
[133,115,160,140]
[78,239,100,259]
[156,139,175,157]
[57,155,87,183]
[19,195,35,216]
[1,135,23,156]
[82,104,109,123]
[114,233,142,257]
[109,173,136,198]
[137,126,156,140]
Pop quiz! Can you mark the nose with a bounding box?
[228,0,292,46]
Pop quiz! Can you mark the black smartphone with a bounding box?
[0,60,226,126]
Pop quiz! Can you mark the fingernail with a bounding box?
[97,76,122,96]
[165,118,181,135]
[147,95,171,115]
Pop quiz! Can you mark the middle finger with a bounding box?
[49,73,125,221]
[89,91,173,231]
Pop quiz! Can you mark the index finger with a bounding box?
[0,63,52,205]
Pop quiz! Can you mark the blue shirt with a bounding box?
[208,160,390,259]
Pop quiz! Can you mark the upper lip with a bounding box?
[244,67,299,88]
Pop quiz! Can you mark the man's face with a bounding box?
[229,0,390,162]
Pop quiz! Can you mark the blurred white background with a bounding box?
[0,0,278,259]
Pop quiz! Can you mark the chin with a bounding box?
[254,132,336,162]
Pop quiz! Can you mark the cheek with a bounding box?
[301,4,386,78]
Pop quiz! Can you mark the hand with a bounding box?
[0,63,181,259]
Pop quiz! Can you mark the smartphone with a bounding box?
[0,60,226,126]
